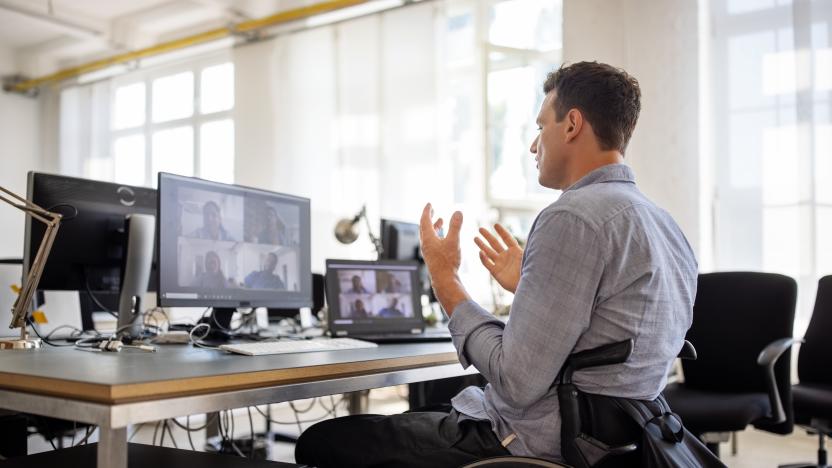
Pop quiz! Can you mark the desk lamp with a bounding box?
[0,185,61,350]
[334,205,383,256]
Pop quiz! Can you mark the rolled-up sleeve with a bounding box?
[447,209,605,408]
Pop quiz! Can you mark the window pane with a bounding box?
[152,126,193,185]
[816,122,832,203]
[489,0,562,51]
[200,119,234,183]
[113,83,145,130]
[762,206,801,275]
[113,135,146,186]
[200,63,234,114]
[817,208,832,275]
[487,62,555,201]
[152,72,194,123]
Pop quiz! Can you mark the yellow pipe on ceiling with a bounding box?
[8,0,370,94]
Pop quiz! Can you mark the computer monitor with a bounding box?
[380,218,437,302]
[380,219,421,261]
[24,172,158,332]
[156,173,312,331]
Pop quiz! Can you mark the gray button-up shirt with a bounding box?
[448,163,698,461]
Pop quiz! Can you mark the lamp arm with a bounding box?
[1,185,62,332]
[361,208,384,257]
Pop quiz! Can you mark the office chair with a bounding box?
[462,340,716,468]
[663,272,797,457]
[780,275,832,468]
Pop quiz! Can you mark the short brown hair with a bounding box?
[543,61,641,154]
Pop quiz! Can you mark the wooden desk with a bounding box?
[0,342,475,467]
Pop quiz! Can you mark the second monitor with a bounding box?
[156,173,313,327]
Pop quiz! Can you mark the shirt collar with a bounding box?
[564,163,635,193]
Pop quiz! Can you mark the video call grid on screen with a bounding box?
[327,261,422,326]
[157,173,312,308]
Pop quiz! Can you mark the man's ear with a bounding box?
[564,109,583,143]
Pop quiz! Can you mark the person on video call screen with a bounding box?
[257,205,287,245]
[193,251,229,289]
[189,200,235,242]
[377,297,404,318]
[243,252,285,290]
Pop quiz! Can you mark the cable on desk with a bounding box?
[189,322,220,349]
[83,269,117,318]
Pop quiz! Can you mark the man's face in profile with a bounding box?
[531,91,568,189]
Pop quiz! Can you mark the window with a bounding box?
[110,56,235,187]
[484,0,563,228]
[710,0,832,330]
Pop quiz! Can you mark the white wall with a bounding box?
[0,45,42,258]
[563,0,701,257]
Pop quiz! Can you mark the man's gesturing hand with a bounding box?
[419,203,470,315]
[419,203,463,279]
[475,223,523,293]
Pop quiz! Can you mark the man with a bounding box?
[243,252,286,290]
[377,297,404,318]
[295,62,697,466]
[190,201,234,241]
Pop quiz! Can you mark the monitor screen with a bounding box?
[325,259,423,333]
[24,172,158,293]
[157,173,312,309]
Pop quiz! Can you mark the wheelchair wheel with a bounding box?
[460,456,571,467]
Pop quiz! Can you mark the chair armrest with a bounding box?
[756,337,803,424]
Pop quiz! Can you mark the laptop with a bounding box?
[324,259,451,343]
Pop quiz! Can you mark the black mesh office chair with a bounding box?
[780,275,832,468]
[663,272,797,456]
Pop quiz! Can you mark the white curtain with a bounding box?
[234,1,494,302]
[710,0,832,332]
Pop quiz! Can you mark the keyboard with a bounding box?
[219,338,378,356]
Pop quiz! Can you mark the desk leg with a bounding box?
[97,426,127,468]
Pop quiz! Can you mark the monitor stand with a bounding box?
[117,214,155,339]
[197,307,235,343]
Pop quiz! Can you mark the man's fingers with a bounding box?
[419,203,437,242]
[494,223,519,247]
[474,237,499,261]
[479,251,495,272]
[479,227,505,253]
[446,211,463,243]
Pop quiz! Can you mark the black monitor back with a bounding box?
[24,172,158,294]
[380,219,421,261]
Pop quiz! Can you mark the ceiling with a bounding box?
[0,0,337,78]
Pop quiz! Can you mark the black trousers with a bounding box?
[294,408,510,468]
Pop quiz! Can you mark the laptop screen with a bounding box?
[325,259,424,336]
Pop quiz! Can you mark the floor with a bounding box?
[25,385,823,467]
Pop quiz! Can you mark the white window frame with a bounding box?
[109,51,234,187]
